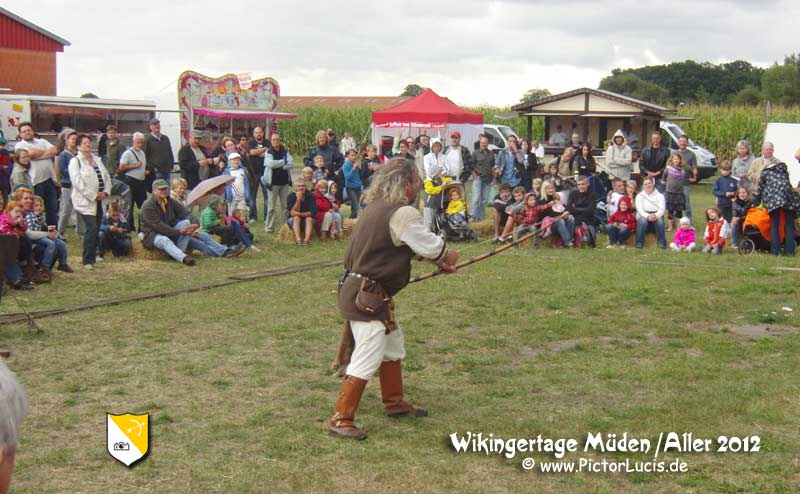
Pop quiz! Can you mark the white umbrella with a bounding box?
[186,175,234,207]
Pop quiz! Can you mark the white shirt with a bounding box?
[635,190,666,219]
[389,206,447,261]
[423,152,446,180]
[339,137,357,154]
[120,148,147,181]
[15,138,55,185]
[444,146,463,179]
[230,167,246,200]
[533,144,545,158]
[549,132,567,146]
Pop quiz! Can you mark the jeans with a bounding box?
[99,232,132,257]
[249,176,269,222]
[346,187,362,219]
[635,216,666,248]
[34,178,59,226]
[470,179,493,220]
[265,184,290,232]
[731,220,743,247]
[682,184,692,221]
[231,221,253,247]
[554,216,575,244]
[702,244,722,254]
[32,236,68,269]
[769,208,797,256]
[514,224,537,246]
[607,225,631,245]
[57,186,85,237]
[152,219,227,262]
[77,202,102,265]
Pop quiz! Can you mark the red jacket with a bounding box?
[314,190,333,229]
[608,196,636,231]
[608,210,636,230]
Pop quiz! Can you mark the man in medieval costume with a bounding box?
[329,158,459,440]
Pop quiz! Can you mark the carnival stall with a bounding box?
[177,71,296,147]
[371,89,484,153]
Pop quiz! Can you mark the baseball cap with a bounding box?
[228,152,241,160]
[450,131,461,139]
[152,179,169,190]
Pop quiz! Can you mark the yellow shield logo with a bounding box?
[107,413,149,467]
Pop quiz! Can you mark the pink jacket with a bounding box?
[673,227,696,247]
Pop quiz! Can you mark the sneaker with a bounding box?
[249,245,261,252]
[606,244,616,249]
[182,256,196,266]
[83,264,94,270]
[620,245,627,250]
[57,264,74,273]
[223,244,246,258]
[13,281,33,290]
[96,256,104,262]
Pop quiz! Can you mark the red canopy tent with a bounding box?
[371,88,484,153]
[372,88,483,128]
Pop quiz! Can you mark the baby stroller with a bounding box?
[434,181,477,241]
[738,206,799,255]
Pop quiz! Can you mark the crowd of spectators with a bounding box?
[2,120,799,293]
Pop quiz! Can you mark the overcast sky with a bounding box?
[5,0,797,107]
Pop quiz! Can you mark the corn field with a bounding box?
[677,104,800,161]
[276,103,800,161]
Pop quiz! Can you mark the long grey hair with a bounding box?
[362,158,418,206]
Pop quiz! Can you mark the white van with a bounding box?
[659,120,718,180]
[480,124,519,151]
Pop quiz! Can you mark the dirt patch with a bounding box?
[685,348,704,358]
[548,339,580,352]
[516,346,544,360]
[728,325,800,338]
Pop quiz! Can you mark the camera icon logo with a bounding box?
[113,441,130,451]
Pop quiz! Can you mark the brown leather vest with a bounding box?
[338,198,413,321]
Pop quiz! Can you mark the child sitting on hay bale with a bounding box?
[200,194,253,250]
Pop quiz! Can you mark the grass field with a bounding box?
[1,184,799,493]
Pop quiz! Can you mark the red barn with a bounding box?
[0,7,70,96]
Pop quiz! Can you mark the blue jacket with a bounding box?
[494,149,522,187]
[342,160,363,189]
[58,150,75,187]
[713,175,738,207]
[222,168,252,203]
[262,146,294,187]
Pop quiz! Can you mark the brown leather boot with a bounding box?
[379,360,428,418]
[328,375,368,440]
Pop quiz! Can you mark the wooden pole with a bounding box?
[409,230,539,283]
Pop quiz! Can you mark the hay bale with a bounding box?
[130,239,170,260]
[277,218,357,243]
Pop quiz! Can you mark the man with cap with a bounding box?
[143,118,175,188]
[139,179,244,265]
[444,130,472,182]
[178,130,219,190]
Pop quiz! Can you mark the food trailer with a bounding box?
[0,94,156,145]
[177,71,296,148]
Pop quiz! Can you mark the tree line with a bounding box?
[598,55,800,106]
